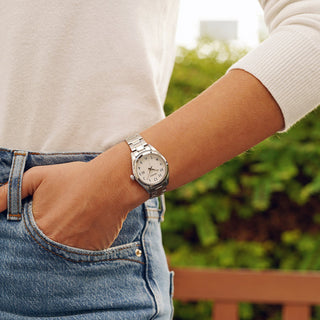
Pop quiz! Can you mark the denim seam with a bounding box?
[7,154,19,218]
[7,153,16,215]
[23,216,145,264]
[15,153,26,218]
[7,214,21,217]
[169,271,175,320]
[141,209,159,319]
[28,152,100,156]
[13,152,27,156]
[26,202,137,257]
[23,204,144,264]
[0,148,100,156]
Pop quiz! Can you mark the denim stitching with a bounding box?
[169,271,175,319]
[141,218,159,319]
[26,202,137,257]
[8,152,27,219]
[8,214,21,218]
[26,225,144,264]
[7,154,17,216]
[16,153,26,216]
[23,213,144,264]
[29,151,100,156]
[0,148,100,156]
[14,152,27,156]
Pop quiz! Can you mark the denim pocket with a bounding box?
[22,198,145,264]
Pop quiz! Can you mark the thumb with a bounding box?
[0,167,43,213]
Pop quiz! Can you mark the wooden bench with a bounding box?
[172,267,320,320]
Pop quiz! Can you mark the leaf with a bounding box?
[300,173,320,203]
[251,178,272,211]
[281,230,301,245]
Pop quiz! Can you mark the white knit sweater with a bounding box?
[231,0,320,132]
[0,0,319,152]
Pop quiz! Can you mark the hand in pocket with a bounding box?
[0,159,131,251]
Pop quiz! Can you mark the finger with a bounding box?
[20,167,43,199]
[0,167,43,213]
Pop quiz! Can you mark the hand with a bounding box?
[0,148,140,251]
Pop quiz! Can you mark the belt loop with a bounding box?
[7,151,28,221]
[158,194,166,222]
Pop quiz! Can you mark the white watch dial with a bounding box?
[135,153,167,186]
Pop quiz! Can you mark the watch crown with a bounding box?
[130,174,135,181]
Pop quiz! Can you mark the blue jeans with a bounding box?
[0,148,174,319]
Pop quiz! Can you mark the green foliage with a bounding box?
[163,39,320,319]
[173,301,212,320]
[164,38,246,115]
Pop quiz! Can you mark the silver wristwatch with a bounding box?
[126,133,169,198]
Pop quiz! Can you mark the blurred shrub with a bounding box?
[163,39,320,320]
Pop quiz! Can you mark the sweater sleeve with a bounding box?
[229,0,320,131]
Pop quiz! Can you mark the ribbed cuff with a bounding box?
[229,29,320,132]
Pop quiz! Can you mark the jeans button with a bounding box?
[135,248,142,257]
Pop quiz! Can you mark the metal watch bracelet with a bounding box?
[126,133,168,198]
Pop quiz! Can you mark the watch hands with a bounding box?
[147,166,159,178]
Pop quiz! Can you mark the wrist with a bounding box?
[88,142,149,212]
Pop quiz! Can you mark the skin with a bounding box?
[0,69,284,251]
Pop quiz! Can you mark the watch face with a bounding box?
[135,152,168,186]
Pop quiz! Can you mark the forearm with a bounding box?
[92,69,284,209]
[143,69,284,190]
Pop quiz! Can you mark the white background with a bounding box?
[175,0,265,48]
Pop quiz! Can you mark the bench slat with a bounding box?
[172,268,320,305]
[213,302,238,320]
[282,304,310,320]
[172,267,319,320]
